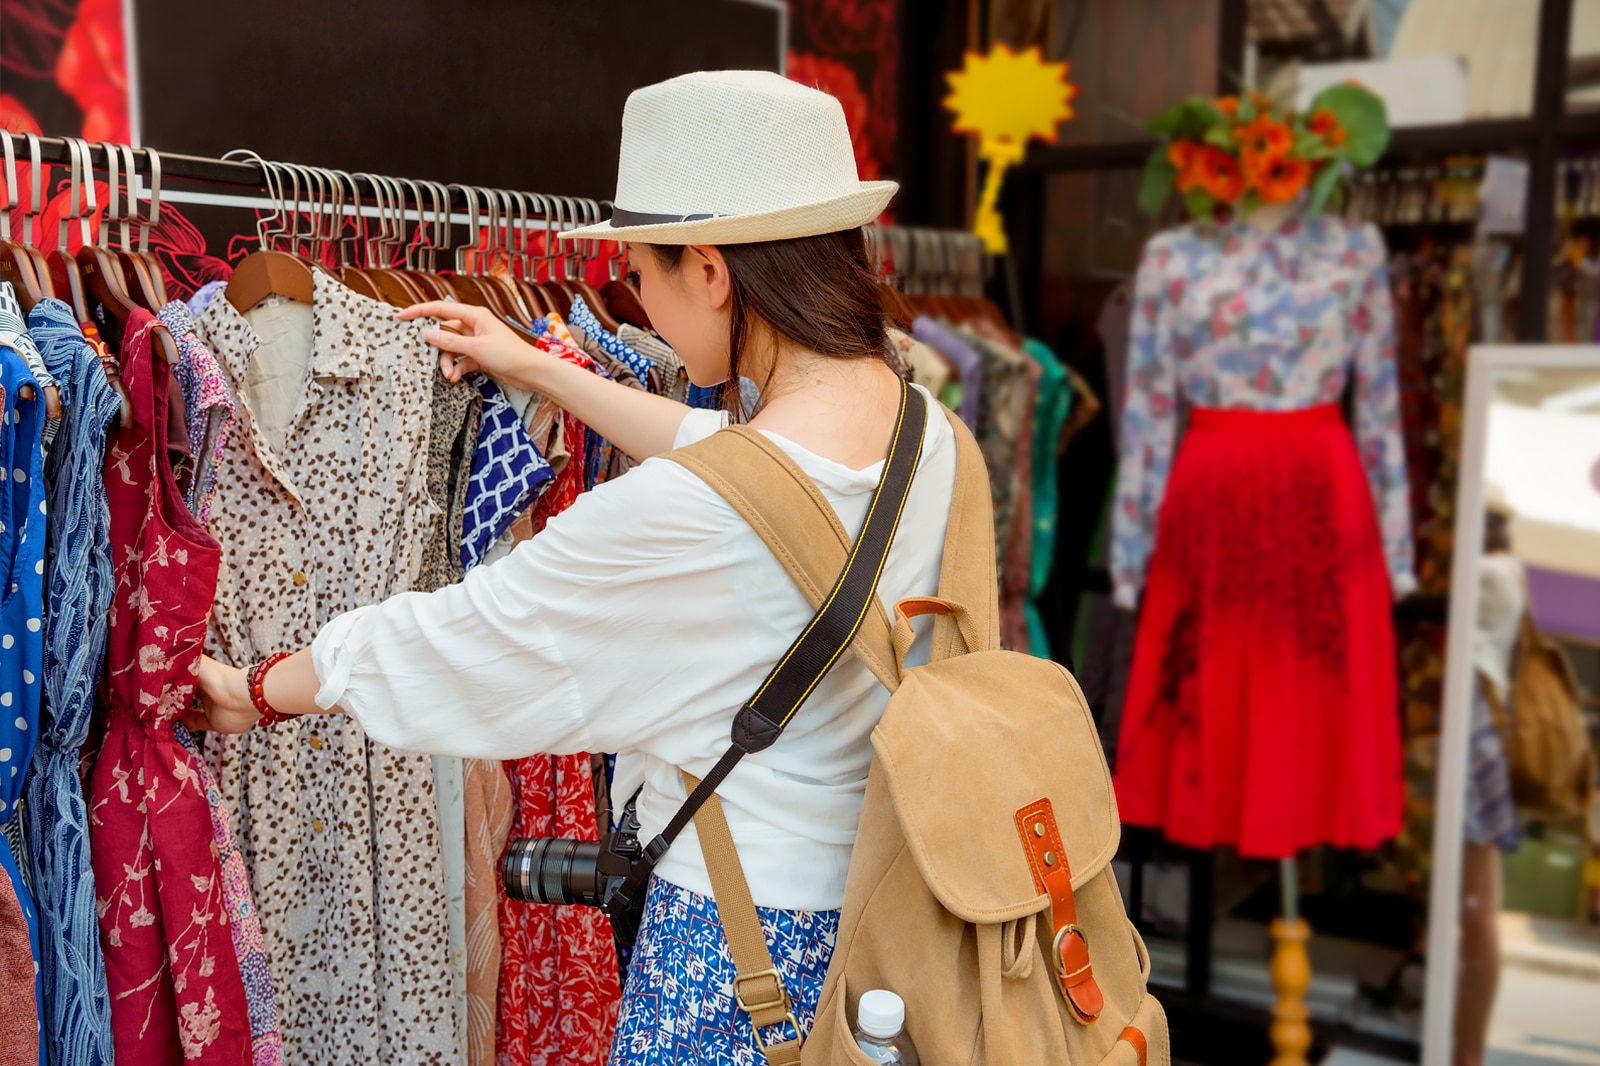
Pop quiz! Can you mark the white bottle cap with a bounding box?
[857,989,906,1039]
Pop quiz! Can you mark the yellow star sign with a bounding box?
[944,44,1078,253]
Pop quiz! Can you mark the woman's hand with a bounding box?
[399,301,554,391]
[182,655,261,735]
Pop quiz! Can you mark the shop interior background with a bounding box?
[2,2,1598,1065]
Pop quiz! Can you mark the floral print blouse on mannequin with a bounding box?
[1112,215,1417,609]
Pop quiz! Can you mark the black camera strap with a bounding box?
[609,378,927,915]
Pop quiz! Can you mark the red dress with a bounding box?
[1113,405,1404,859]
[91,311,251,1063]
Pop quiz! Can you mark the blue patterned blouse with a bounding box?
[25,300,120,1066]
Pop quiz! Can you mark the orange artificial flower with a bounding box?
[1193,145,1245,203]
[1255,155,1313,203]
[1235,115,1294,178]
[1308,109,1347,147]
[1168,139,1203,191]
[1216,96,1240,117]
[1247,90,1275,111]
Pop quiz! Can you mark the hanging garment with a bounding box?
[911,316,982,429]
[88,312,252,1063]
[460,375,552,571]
[415,367,483,1066]
[24,300,119,1066]
[1,344,44,998]
[1022,337,1072,658]
[0,861,39,1066]
[0,341,45,1062]
[193,273,455,1065]
[0,282,57,400]
[1111,216,1413,857]
[156,301,235,525]
[567,295,653,382]
[172,724,287,1066]
[497,753,622,1066]
[463,758,514,1066]
[616,325,688,402]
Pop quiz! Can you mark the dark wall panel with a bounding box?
[135,0,785,199]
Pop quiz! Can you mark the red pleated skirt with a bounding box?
[1113,405,1403,859]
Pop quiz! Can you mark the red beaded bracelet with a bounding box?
[248,652,298,727]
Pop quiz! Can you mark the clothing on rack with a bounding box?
[89,312,252,1063]
[0,323,46,1060]
[194,272,456,1065]
[1110,215,1412,859]
[26,299,119,1066]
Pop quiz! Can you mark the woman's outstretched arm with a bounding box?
[399,300,695,462]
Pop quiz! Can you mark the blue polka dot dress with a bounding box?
[0,342,46,1046]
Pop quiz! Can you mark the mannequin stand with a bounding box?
[1269,856,1312,1066]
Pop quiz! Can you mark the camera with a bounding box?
[501,797,650,943]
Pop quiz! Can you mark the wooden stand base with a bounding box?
[1268,916,1312,1066]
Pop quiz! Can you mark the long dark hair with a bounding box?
[649,228,893,421]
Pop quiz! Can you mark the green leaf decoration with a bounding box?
[1310,83,1390,167]
[1306,158,1344,215]
[1140,150,1178,215]
[1146,102,1188,135]
[1183,187,1218,221]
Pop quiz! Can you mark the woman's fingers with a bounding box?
[398,300,478,323]
[426,326,479,357]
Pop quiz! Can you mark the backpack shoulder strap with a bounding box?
[925,404,1001,658]
[667,423,901,691]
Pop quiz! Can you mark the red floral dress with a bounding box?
[90,311,251,1063]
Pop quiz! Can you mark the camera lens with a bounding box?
[502,838,606,906]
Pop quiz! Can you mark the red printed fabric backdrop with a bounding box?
[1,0,900,295]
[785,0,899,189]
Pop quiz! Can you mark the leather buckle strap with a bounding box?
[734,967,792,1018]
[1016,797,1104,1023]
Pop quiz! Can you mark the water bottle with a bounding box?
[852,989,921,1065]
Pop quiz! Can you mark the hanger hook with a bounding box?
[0,130,16,243]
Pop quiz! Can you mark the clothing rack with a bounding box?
[12,134,615,251]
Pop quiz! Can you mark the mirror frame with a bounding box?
[1421,343,1600,1065]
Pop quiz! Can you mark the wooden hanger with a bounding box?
[96,142,163,312]
[0,132,48,313]
[226,156,316,313]
[561,197,624,333]
[121,145,168,306]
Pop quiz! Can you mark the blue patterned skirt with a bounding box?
[1464,682,1521,852]
[609,876,840,1065]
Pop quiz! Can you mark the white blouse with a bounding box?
[312,385,957,910]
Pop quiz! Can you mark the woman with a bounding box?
[185,70,961,1062]
[1455,488,1524,1066]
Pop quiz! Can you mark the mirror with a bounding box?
[1425,347,1600,1066]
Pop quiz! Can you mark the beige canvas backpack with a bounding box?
[666,395,1168,1066]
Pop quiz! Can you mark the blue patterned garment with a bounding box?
[1465,682,1521,851]
[1,340,47,1059]
[24,300,119,1066]
[186,279,228,317]
[609,876,839,1066]
[569,295,653,382]
[460,375,553,570]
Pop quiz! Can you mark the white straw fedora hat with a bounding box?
[561,69,898,245]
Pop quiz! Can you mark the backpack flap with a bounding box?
[871,649,1120,924]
